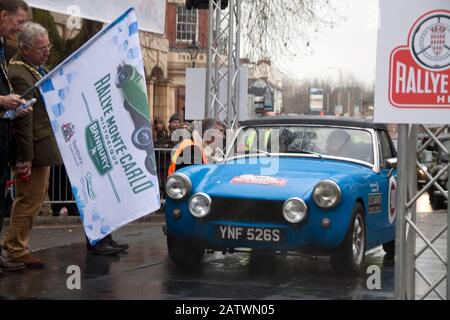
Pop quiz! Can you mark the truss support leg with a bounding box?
[447,152,450,299]
[395,124,417,299]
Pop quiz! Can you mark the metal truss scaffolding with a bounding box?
[395,124,449,300]
[205,0,241,129]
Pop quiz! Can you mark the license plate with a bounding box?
[216,225,281,243]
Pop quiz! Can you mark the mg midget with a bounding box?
[164,116,397,275]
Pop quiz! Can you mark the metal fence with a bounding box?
[8,148,173,214]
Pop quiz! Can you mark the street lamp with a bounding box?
[187,39,200,68]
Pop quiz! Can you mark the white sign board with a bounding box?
[375,0,450,124]
[37,9,160,244]
[185,68,249,121]
[335,105,343,115]
[310,88,324,112]
[28,0,166,34]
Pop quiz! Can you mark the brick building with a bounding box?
[164,0,208,122]
[29,0,209,125]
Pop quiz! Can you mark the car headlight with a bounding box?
[418,165,427,178]
[313,180,341,209]
[283,198,308,223]
[189,193,212,218]
[165,173,191,200]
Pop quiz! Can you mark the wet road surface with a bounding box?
[0,222,394,299]
[0,194,445,300]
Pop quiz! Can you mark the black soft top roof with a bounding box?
[240,115,388,130]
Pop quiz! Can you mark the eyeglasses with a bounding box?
[29,43,53,52]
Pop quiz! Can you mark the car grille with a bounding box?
[207,197,287,224]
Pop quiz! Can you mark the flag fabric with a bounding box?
[37,8,160,244]
[27,0,165,34]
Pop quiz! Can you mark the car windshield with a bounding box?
[229,125,374,164]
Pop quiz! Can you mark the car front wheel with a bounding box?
[167,234,205,269]
[383,240,395,256]
[330,203,366,276]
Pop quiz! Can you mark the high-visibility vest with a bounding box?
[245,129,272,151]
[167,139,208,176]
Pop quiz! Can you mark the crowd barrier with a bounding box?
[8,148,173,215]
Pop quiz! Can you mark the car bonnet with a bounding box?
[192,157,371,201]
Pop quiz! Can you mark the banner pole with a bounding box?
[19,85,37,99]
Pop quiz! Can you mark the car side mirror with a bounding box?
[385,158,397,169]
[385,158,397,179]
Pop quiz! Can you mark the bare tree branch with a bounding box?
[241,0,342,66]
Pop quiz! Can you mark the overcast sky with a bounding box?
[282,0,379,86]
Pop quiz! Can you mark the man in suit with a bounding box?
[0,0,29,272]
[3,21,128,261]
[1,21,61,267]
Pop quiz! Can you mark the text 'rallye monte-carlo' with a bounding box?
[164,116,397,276]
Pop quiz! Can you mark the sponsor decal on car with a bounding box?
[368,193,382,213]
[230,174,288,187]
[369,182,380,193]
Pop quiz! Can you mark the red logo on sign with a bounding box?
[389,10,450,108]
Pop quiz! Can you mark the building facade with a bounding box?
[164,0,208,122]
[40,0,208,125]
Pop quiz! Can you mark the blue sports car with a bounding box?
[164,116,397,275]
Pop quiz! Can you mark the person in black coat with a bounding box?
[0,0,30,272]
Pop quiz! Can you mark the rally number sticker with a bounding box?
[368,193,382,213]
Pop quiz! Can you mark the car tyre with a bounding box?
[132,127,153,149]
[330,203,366,276]
[383,240,395,256]
[167,234,205,269]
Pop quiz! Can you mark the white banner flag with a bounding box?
[27,0,165,34]
[37,8,160,244]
